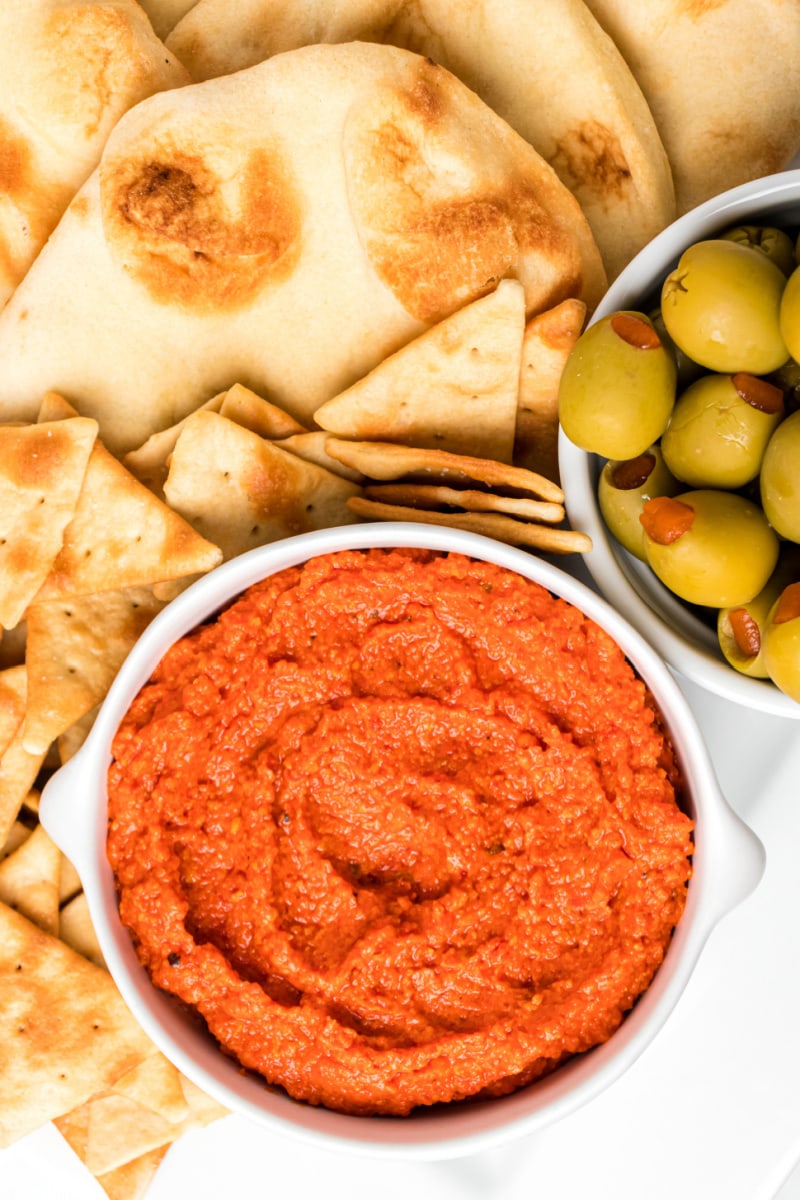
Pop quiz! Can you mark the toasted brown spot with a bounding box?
[0,117,31,201]
[101,142,303,310]
[677,0,730,18]
[551,120,632,203]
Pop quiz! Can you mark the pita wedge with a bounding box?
[314,280,526,463]
[34,440,222,601]
[167,0,674,277]
[0,42,605,453]
[0,900,153,1147]
[0,0,187,309]
[164,410,362,560]
[0,419,98,629]
[583,0,800,215]
[515,298,587,484]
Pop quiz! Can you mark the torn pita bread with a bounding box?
[0,900,153,1147]
[582,0,800,214]
[167,0,674,276]
[0,0,187,309]
[515,298,587,484]
[22,587,167,755]
[348,497,593,554]
[0,419,98,629]
[314,280,525,463]
[164,410,362,559]
[0,42,605,453]
[34,440,222,601]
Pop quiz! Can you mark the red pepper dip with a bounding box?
[107,548,693,1116]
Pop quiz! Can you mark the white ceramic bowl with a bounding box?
[560,170,800,718]
[39,522,764,1160]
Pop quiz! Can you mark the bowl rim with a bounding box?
[560,168,800,720]
[39,521,764,1159]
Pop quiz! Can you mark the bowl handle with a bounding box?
[706,798,766,927]
[39,749,100,881]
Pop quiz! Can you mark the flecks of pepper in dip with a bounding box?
[107,548,693,1115]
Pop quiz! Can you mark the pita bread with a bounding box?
[167,0,674,277]
[34,440,222,600]
[515,298,587,484]
[0,419,98,629]
[0,42,605,453]
[0,0,188,309]
[137,0,200,40]
[163,410,362,559]
[582,0,800,214]
[314,280,526,463]
[0,900,152,1147]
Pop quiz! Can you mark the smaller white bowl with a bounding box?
[39,522,764,1160]
[560,169,800,718]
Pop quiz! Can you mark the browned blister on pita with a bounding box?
[0,419,98,629]
[164,410,362,560]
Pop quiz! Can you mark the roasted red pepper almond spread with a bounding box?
[106,548,694,1116]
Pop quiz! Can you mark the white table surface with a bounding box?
[4,665,800,1200]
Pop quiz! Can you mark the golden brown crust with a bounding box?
[101,140,304,310]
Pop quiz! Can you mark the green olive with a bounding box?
[661,239,789,375]
[779,264,800,364]
[597,446,679,560]
[717,555,797,677]
[660,372,784,488]
[640,489,780,608]
[720,225,797,277]
[760,409,800,541]
[763,583,800,702]
[558,311,676,459]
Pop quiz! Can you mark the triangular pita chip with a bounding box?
[0,619,26,669]
[0,419,98,628]
[348,497,592,554]
[112,1053,190,1126]
[314,280,526,464]
[59,852,83,906]
[514,298,586,484]
[122,391,226,498]
[164,410,362,561]
[22,586,167,755]
[37,390,81,422]
[95,1144,170,1200]
[0,901,153,1147]
[58,892,105,968]
[0,667,48,847]
[274,431,365,482]
[361,483,565,524]
[0,822,61,934]
[0,665,26,759]
[1,820,30,861]
[217,383,307,439]
[35,441,222,601]
[324,438,565,502]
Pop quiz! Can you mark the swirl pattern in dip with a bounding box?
[107,548,693,1115]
